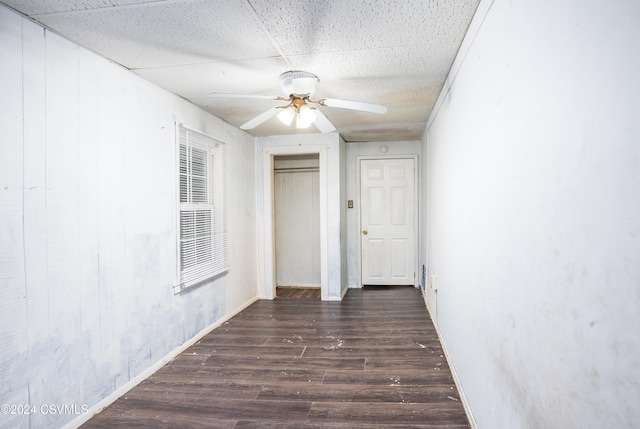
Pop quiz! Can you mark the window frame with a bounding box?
[174,124,228,293]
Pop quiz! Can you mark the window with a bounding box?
[176,124,228,290]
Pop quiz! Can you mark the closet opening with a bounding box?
[273,154,321,299]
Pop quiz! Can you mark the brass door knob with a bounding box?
[362,230,368,235]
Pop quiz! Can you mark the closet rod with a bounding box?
[274,167,319,173]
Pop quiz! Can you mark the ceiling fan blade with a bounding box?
[321,98,387,114]
[240,107,281,130]
[208,91,284,101]
[313,109,337,133]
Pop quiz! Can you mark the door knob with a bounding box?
[362,230,368,235]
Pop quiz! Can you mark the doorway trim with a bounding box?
[261,145,328,300]
[356,155,419,288]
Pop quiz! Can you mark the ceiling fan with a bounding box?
[208,70,387,133]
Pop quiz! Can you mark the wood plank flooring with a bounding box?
[277,286,321,299]
[81,286,469,428]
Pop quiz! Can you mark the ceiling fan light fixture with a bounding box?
[296,117,312,129]
[296,105,316,129]
[299,104,316,122]
[208,70,386,133]
[277,106,296,126]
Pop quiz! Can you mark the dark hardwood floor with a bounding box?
[81,286,469,428]
[277,286,321,299]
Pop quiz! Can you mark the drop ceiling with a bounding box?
[2,0,480,142]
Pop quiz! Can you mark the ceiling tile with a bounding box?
[340,122,428,142]
[135,57,291,99]
[287,45,456,102]
[34,1,280,68]
[250,0,478,55]
[1,0,155,15]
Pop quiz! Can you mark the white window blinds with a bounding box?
[178,125,228,288]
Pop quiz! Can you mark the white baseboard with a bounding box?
[341,285,350,299]
[277,284,321,288]
[421,292,478,429]
[62,296,260,429]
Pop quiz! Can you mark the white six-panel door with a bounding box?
[360,158,416,285]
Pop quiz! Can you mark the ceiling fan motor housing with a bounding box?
[279,70,319,97]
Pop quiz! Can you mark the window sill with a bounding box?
[173,269,228,295]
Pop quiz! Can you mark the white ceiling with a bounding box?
[2,0,480,142]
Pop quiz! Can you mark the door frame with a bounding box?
[356,155,419,288]
[260,145,328,300]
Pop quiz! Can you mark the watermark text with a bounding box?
[1,404,89,415]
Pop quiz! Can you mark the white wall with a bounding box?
[423,0,640,427]
[0,6,257,428]
[345,141,422,288]
[256,133,345,300]
[339,136,348,294]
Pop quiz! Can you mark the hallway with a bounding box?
[82,286,468,428]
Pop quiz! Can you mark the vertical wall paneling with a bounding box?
[44,31,83,424]
[0,9,29,429]
[0,5,258,428]
[106,68,129,391]
[22,17,52,429]
[96,55,117,384]
[77,47,103,408]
